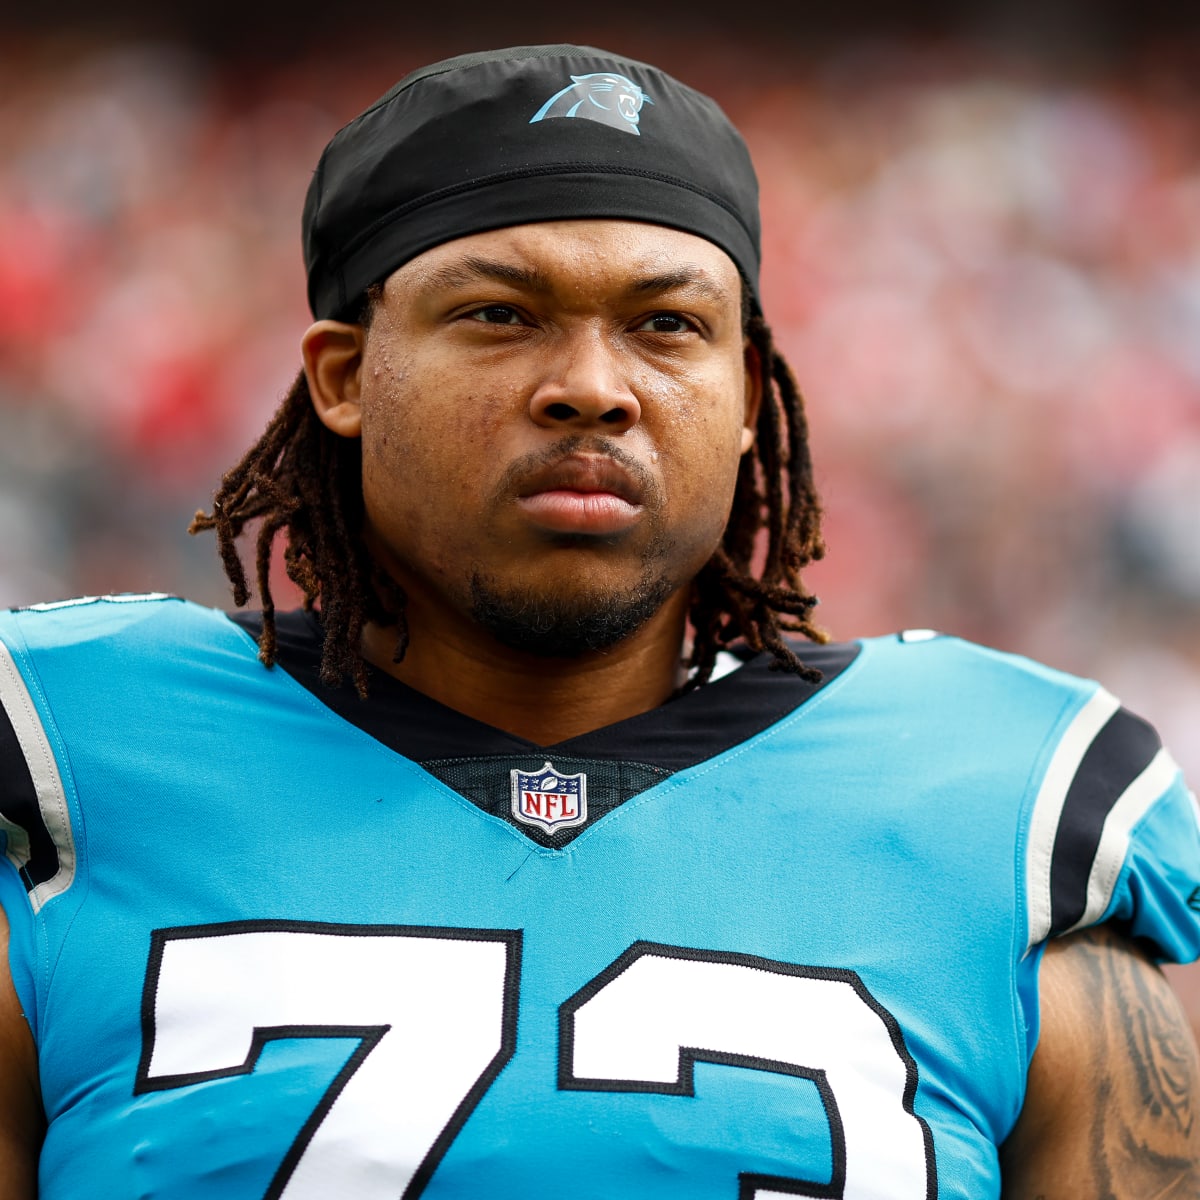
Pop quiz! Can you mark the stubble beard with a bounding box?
[467,547,677,658]
[468,437,684,657]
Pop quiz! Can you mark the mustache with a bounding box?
[492,437,662,509]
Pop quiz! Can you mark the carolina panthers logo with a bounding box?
[529,72,653,136]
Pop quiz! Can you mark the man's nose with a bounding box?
[527,330,641,432]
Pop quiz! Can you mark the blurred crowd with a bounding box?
[0,33,1197,788]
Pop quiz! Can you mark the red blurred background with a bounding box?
[1,2,1198,1017]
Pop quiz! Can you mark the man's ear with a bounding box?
[741,337,764,456]
[302,321,366,438]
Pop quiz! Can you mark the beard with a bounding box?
[466,437,682,657]
[468,556,676,658]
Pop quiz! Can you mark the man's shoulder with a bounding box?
[695,629,1101,742]
[854,628,1102,703]
[0,595,252,686]
[1,593,226,650]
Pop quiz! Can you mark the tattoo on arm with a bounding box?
[1114,953,1195,1135]
[1076,927,1199,1197]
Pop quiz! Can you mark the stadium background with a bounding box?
[3,1,1199,1021]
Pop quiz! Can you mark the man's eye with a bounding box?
[469,305,523,325]
[638,313,691,333]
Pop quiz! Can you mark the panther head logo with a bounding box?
[529,72,654,136]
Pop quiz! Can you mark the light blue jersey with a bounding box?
[0,596,1197,1198]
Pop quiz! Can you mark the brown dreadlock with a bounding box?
[190,286,827,697]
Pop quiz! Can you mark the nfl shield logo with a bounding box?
[510,762,588,834]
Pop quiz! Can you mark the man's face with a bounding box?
[346,219,758,656]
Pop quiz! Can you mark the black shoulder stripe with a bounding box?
[1048,706,1162,936]
[0,692,62,895]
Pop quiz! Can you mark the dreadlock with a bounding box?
[682,296,828,689]
[190,285,827,697]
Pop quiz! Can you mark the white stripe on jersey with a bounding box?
[0,640,76,912]
[1066,748,1182,935]
[1024,686,1119,954]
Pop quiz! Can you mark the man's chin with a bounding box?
[468,573,675,658]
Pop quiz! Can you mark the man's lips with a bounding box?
[516,490,642,535]
[514,456,646,536]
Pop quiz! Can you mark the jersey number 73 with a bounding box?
[136,921,936,1199]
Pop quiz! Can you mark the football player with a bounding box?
[0,44,1197,1198]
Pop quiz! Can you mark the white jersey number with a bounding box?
[138,926,934,1199]
[135,922,520,1200]
[562,942,935,1199]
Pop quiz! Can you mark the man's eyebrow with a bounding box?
[419,258,731,303]
[627,268,730,303]
[419,257,554,293]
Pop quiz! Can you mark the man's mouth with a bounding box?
[515,456,646,536]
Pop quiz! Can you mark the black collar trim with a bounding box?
[227,610,860,773]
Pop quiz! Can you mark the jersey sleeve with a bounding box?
[1022,684,1200,964]
[0,615,81,1033]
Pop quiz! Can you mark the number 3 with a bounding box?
[561,942,936,1199]
[138,924,934,1198]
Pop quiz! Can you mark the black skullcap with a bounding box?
[303,44,761,320]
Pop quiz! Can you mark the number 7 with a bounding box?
[136,921,521,1200]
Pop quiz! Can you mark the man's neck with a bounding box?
[359,598,690,745]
